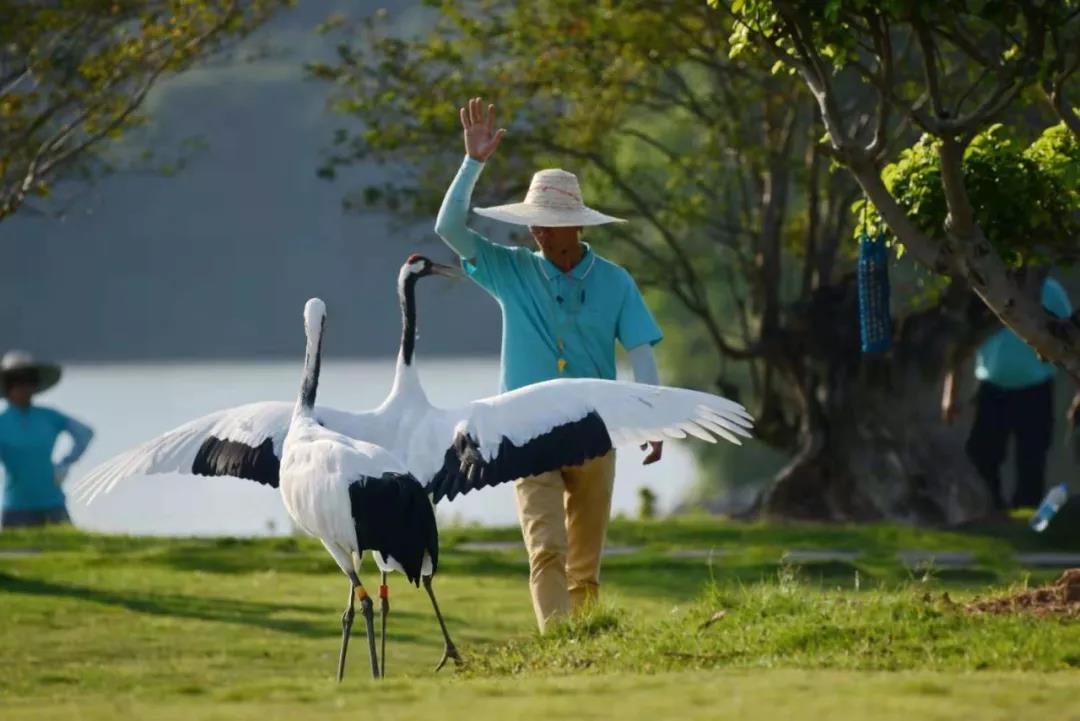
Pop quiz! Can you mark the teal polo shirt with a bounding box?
[464,241,663,392]
[975,277,1072,389]
[0,405,71,511]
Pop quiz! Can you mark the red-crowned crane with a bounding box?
[75,254,754,675]
[279,298,452,681]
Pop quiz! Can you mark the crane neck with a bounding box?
[387,272,429,406]
[400,273,418,367]
[294,317,323,420]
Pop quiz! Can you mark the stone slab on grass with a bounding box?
[1014,552,1080,568]
[897,550,977,568]
[782,549,860,564]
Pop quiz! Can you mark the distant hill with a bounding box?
[0,1,501,362]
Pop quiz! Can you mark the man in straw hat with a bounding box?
[0,351,94,528]
[435,98,664,632]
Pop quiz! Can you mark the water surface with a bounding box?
[27,358,698,536]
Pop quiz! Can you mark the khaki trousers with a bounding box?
[513,451,616,633]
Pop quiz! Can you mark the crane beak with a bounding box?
[430,261,463,279]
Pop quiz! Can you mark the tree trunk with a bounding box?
[761,277,996,523]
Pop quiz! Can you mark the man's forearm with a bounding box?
[942,341,974,409]
[628,344,660,386]
[630,344,664,463]
[942,369,959,405]
[434,156,486,260]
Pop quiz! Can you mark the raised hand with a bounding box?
[460,97,506,163]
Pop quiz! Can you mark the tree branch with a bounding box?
[864,8,893,158]
[847,158,958,275]
[936,137,977,240]
[913,15,946,122]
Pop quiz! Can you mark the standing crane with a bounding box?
[278,297,453,680]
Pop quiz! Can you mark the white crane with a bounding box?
[76,253,754,672]
[279,297,453,681]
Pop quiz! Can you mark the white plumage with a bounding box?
[75,259,752,505]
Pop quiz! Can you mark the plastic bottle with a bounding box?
[1030,483,1069,532]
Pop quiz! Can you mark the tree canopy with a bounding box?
[716,0,1080,381]
[861,121,1080,267]
[0,0,291,222]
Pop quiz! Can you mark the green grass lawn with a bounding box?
[2,517,1079,720]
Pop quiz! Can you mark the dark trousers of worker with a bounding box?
[965,380,1054,510]
[1,506,70,529]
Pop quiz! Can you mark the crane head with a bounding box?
[402,254,461,280]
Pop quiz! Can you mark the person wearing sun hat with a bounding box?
[435,97,664,632]
[0,351,94,528]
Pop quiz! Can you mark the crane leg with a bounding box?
[336,578,357,682]
[360,587,379,680]
[423,575,462,671]
[337,574,380,681]
[379,572,390,678]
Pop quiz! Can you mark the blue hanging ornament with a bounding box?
[856,206,892,354]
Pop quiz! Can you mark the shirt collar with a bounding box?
[537,242,596,281]
[1,403,28,415]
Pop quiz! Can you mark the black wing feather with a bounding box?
[191,436,280,488]
[348,472,438,585]
[426,411,612,503]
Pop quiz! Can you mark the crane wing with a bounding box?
[73,401,373,503]
[422,378,753,503]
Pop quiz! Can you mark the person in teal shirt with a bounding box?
[943,273,1074,511]
[435,98,663,631]
[0,351,94,528]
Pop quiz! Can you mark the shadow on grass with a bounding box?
[0,570,447,644]
[446,512,1080,555]
[438,553,827,601]
[0,570,339,638]
[144,543,340,576]
[435,551,719,602]
[439,551,1008,603]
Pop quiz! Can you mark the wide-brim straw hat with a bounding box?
[474,169,626,227]
[1,350,61,394]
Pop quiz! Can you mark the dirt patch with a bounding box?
[964,569,1080,618]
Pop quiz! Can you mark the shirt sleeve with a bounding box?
[461,239,524,299]
[1042,278,1073,319]
[617,272,663,350]
[434,156,487,261]
[48,410,94,467]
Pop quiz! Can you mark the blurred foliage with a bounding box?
[858,122,1080,267]
[0,0,292,221]
[637,486,657,521]
[719,0,1080,260]
[1025,120,1080,205]
[722,0,1078,70]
